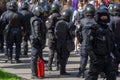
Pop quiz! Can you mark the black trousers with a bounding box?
[0,34,4,50]
[23,34,30,55]
[6,28,22,60]
[56,41,70,74]
[48,38,59,68]
[85,57,116,80]
[79,45,89,73]
[48,48,59,69]
[31,46,42,76]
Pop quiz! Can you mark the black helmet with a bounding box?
[9,1,18,11]
[98,5,108,11]
[21,2,29,10]
[95,9,110,24]
[85,4,95,16]
[51,3,60,13]
[113,3,120,15]
[61,9,72,22]
[6,2,11,10]
[33,6,44,17]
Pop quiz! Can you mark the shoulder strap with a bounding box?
[67,22,73,40]
[7,11,16,26]
[5,11,16,32]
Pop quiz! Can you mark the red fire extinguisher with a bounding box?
[37,58,44,78]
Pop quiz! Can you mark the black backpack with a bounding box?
[54,20,69,40]
[55,20,75,52]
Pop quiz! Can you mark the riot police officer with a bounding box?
[85,8,116,80]
[76,4,96,77]
[20,2,33,56]
[110,3,120,76]
[0,2,11,55]
[30,6,46,79]
[1,1,25,63]
[38,1,48,54]
[55,9,73,75]
[46,3,61,71]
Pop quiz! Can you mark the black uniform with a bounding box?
[78,17,96,76]
[0,2,11,54]
[1,1,25,63]
[46,3,61,71]
[55,9,74,75]
[85,9,116,80]
[20,2,33,55]
[76,4,96,77]
[30,6,46,78]
[109,3,120,76]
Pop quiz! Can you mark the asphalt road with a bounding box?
[0,43,120,80]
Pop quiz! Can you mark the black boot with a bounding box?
[6,50,13,64]
[42,59,48,63]
[23,47,28,56]
[116,71,120,76]
[48,66,52,71]
[31,75,38,79]
[77,68,85,78]
[15,59,22,63]
[5,57,13,64]
[0,43,4,53]
[56,65,60,71]
[60,64,70,75]
[60,72,71,75]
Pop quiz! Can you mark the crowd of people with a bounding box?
[0,0,120,80]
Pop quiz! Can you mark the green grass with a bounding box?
[0,69,21,80]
